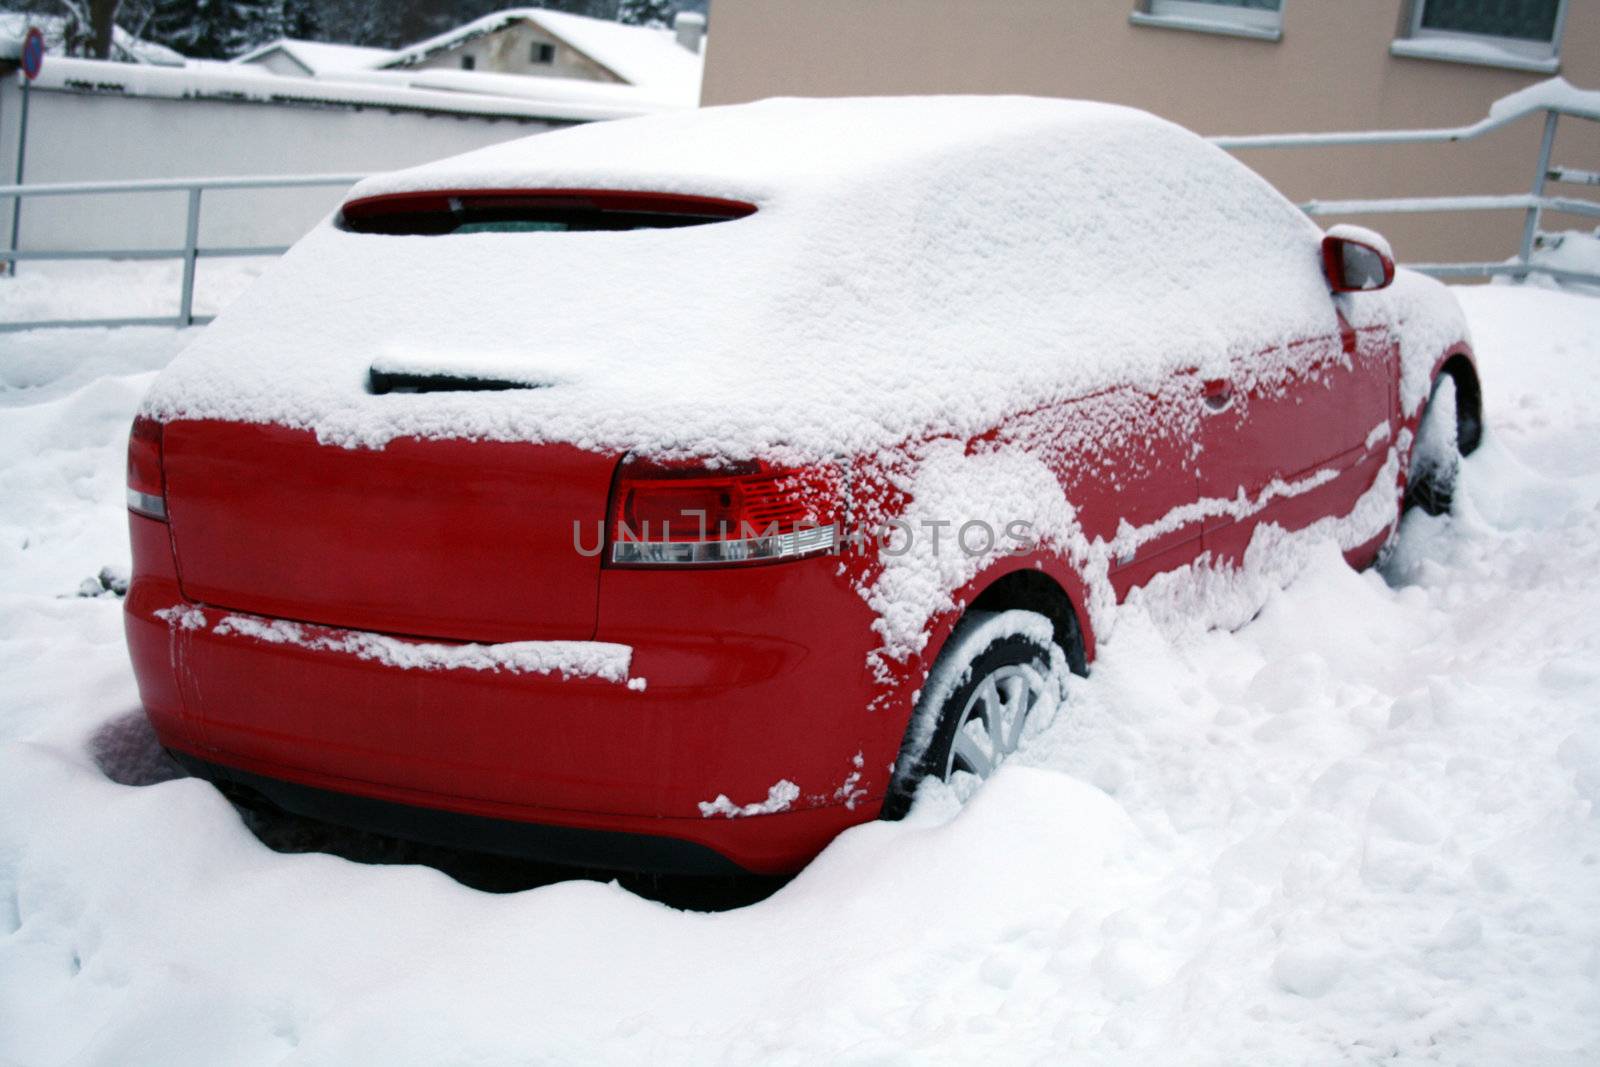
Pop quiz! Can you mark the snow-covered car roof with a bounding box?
[146,96,1462,460]
[345,93,1194,204]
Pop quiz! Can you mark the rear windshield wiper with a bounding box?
[368,369,542,395]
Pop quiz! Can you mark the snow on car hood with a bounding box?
[142,96,1459,459]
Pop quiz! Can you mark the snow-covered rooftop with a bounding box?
[340,63,693,112]
[231,38,397,76]
[380,7,702,99]
[28,53,685,124]
[5,7,701,117]
[521,9,701,94]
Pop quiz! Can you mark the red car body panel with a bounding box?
[999,379,1208,597]
[1200,321,1398,562]
[162,422,616,643]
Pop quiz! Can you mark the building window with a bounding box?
[532,42,555,64]
[1392,0,1565,73]
[460,54,476,70]
[1130,0,1284,42]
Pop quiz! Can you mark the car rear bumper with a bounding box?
[124,520,900,875]
[167,748,862,876]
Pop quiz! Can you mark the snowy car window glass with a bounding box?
[453,220,579,234]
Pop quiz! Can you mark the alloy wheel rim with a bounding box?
[944,663,1048,779]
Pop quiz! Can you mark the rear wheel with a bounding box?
[1406,374,1462,516]
[884,610,1061,817]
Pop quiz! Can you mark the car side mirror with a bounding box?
[1322,230,1395,293]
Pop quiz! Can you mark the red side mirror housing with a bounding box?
[1322,229,1395,293]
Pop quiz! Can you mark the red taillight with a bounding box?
[608,456,839,566]
[127,415,167,521]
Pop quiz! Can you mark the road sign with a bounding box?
[22,26,45,80]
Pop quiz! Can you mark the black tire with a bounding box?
[1406,373,1463,517]
[882,612,1057,819]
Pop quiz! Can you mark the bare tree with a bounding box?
[21,0,125,58]
[89,0,119,57]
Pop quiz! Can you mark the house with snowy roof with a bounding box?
[231,38,397,79]
[224,8,705,107]
[377,8,705,101]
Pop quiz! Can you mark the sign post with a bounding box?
[7,27,44,276]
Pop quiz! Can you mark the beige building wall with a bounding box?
[702,1,1600,268]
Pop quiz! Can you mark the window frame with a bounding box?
[1130,0,1284,43]
[1392,0,1567,73]
[531,41,555,64]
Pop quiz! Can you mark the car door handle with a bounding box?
[1202,379,1234,412]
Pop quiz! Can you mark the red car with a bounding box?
[124,98,1480,875]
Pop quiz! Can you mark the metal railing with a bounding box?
[1,89,1597,332]
[1214,91,1600,288]
[0,172,363,332]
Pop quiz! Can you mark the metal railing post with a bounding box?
[1518,109,1560,277]
[0,171,364,333]
[178,185,202,326]
[6,76,32,278]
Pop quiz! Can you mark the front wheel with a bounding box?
[1406,374,1462,516]
[883,610,1063,818]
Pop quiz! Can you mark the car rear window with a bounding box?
[339,190,756,235]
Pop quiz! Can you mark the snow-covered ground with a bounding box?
[1,280,1598,1063]
[0,259,270,329]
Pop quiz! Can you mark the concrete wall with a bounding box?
[701,0,1600,266]
[0,81,555,252]
[412,22,623,83]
